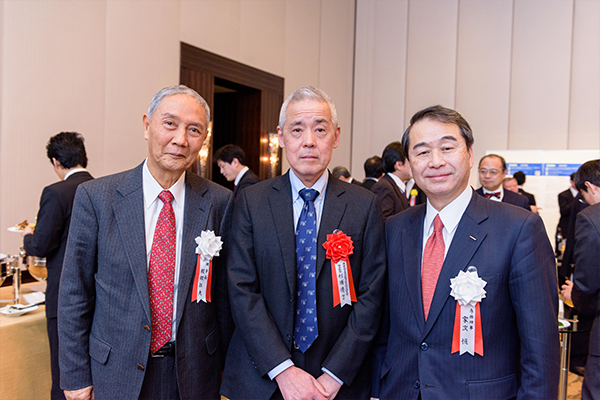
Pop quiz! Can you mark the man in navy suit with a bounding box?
[371,142,411,221]
[22,132,93,400]
[214,144,260,199]
[222,86,386,399]
[58,85,233,400]
[373,105,559,399]
[475,154,530,210]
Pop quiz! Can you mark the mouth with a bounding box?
[425,172,451,181]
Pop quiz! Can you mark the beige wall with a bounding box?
[352,0,600,185]
[0,0,356,255]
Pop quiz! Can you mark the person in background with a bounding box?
[513,171,538,212]
[214,144,260,199]
[557,172,578,250]
[58,85,233,400]
[221,86,386,400]
[561,159,600,400]
[371,142,411,220]
[404,178,427,207]
[361,156,383,191]
[21,131,93,400]
[373,105,559,399]
[475,154,530,210]
[502,176,519,193]
[332,165,362,185]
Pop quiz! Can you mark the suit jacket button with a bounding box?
[138,364,145,371]
[420,342,429,351]
[144,325,151,331]
[414,380,420,389]
[287,334,292,341]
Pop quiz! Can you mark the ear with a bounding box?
[143,114,150,141]
[332,125,341,149]
[231,158,240,168]
[52,158,62,169]
[585,181,599,195]
[395,160,404,172]
[277,126,285,148]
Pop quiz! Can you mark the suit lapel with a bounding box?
[423,193,488,336]
[268,173,297,299]
[176,172,211,323]
[316,175,348,277]
[113,164,152,322]
[403,207,426,332]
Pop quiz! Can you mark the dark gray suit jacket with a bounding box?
[58,163,233,400]
[233,169,260,199]
[373,189,559,399]
[475,187,530,210]
[371,173,409,221]
[221,172,386,399]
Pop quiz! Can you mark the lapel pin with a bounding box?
[469,236,476,241]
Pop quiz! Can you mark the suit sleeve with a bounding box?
[508,213,560,399]
[571,211,600,312]
[320,194,387,385]
[58,185,98,390]
[23,186,65,258]
[558,192,572,219]
[372,183,395,221]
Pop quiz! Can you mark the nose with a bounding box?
[302,130,317,147]
[171,126,188,147]
[429,149,446,168]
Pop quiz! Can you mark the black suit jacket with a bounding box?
[475,187,530,210]
[560,194,589,277]
[557,189,575,238]
[23,171,93,318]
[221,172,386,399]
[373,189,559,399]
[518,188,536,206]
[361,178,377,191]
[233,169,260,199]
[371,174,409,220]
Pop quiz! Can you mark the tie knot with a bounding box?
[158,190,174,204]
[433,214,444,233]
[299,188,319,202]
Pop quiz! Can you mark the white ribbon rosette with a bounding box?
[450,269,487,356]
[192,231,223,303]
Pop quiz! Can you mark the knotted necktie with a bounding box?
[148,190,176,354]
[485,192,501,199]
[294,188,319,352]
[422,214,445,321]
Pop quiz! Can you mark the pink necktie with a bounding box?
[422,214,445,321]
[148,190,176,354]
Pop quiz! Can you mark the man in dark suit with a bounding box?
[214,144,260,199]
[361,156,383,191]
[475,154,530,210]
[513,171,538,212]
[371,142,411,220]
[221,86,386,400]
[332,165,362,186]
[58,85,233,400]
[562,159,600,400]
[557,173,577,247]
[21,131,93,400]
[373,105,559,399]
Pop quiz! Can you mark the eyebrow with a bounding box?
[412,135,459,150]
[162,113,204,129]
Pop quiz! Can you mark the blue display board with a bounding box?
[506,163,544,176]
[543,163,581,177]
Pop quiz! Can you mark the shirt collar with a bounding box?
[482,185,504,200]
[570,187,578,197]
[234,166,249,186]
[425,185,472,236]
[289,168,328,202]
[387,172,406,192]
[64,168,87,180]
[142,159,185,211]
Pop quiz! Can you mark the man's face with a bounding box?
[478,156,506,191]
[408,118,473,210]
[503,178,519,193]
[396,160,413,181]
[278,99,340,187]
[217,159,239,182]
[143,94,207,184]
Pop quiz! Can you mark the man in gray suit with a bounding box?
[58,85,233,400]
[221,86,386,399]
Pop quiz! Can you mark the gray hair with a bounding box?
[147,85,210,124]
[278,86,338,130]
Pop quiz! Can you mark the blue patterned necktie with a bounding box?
[294,188,319,353]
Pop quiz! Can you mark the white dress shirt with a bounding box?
[387,172,407,194]
[64,168,87,180]
[234,166,250,186]
[142,160,186,341]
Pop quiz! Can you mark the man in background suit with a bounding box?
[557,173,577,247]
[221,86,386,399]
[58,85,233,400]
[361,156,383,191]
[21,132,93,400]
[513,171,538,212]
[561,159,600,400]
[475,154,530,210]
[332,165,362,186]
[371,142,411,220]
[373,105,559,399]
[214,144,260,199]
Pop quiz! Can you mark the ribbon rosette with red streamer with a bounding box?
[191,230,222,303]
[450,268,487,356]
[323,230,357,308]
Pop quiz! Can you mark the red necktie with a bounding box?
[485,192,500,199]
[422,214,445,321]
[148,190,176,354]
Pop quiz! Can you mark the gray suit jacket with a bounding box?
[373,189,560,399]
[221,171,386,399]
[58,163,233,400]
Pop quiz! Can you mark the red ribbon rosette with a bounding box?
[323,231,357,307]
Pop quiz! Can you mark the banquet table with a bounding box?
[0,281,51,400]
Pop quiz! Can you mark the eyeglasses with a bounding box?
[479,169,501,177]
